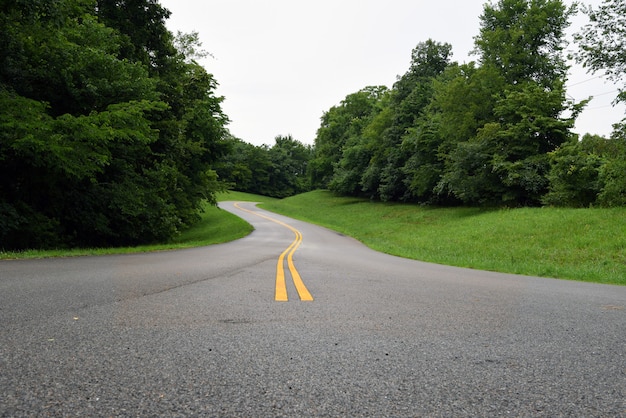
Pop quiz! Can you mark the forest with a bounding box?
[1,0,625,251]
[307,0,626,208]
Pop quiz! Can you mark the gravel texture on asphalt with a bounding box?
[1,202,624,417]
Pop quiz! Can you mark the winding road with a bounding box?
[1,201,624,416]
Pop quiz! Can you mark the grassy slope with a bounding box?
[3,189,624,286]
[262,190,626,286]
[0,191,270,260]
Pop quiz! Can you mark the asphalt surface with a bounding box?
[1,201,624,417]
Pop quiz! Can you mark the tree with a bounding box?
[544,129,626,208]
[267,135,312,198]
[95,0,175,71]
[475,0,574,87]
[214,136,256,192]
[437,0,578,205]
[309,86,388,190]
[368,40,453,201]
[596,126,626,206]
[543,134,609,207]
[574,0,626,104]
[0,0,229,250]
[217,136,312,199]
[328,94,393,198]
[573,0,626,206]
[403,63,503,203]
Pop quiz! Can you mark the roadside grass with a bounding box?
[262,190,626,286]
[0,190,273,260]
[216,190,278,205]
[4,188,624,286]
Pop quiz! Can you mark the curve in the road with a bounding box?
[233,202,313,302]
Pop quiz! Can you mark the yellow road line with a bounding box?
[233,202,313,302]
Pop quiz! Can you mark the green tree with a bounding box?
[1,0,158,116]
[217,136,311,199]
[97,0,230,221]
[0,0,229,249]
[95,0,175,71]
[402,63,503,203]
[243,145,273,196]
[267,135,312,198]
[573,0,626,206]
[475,0,573,87]
[597,126,626,206]
[574,0,626,104]
[543,134,610,207]
[438,0,577,205]
[544,129,626,208]
[368,40,453,201]
[214,136,256,192]
[309,86,388,189]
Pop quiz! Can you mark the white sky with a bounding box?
[160,0,625,146]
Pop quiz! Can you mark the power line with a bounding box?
[585,104,617,111]
[590,89,620,98]
[566,75,605,87]
[568,89,621,103]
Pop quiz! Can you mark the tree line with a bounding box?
[1,0,230,250]
[308,0,626,208]
[216,135,312,199]
[1,0,624,251]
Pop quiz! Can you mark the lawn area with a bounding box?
[3,189,624,287]
[262,190,626,286]
[0,191,271,260]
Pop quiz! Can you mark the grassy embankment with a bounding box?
[0,191,271,260]
[2,189,624,286]
[262,190,626,286]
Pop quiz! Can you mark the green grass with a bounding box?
[262,190,626,286]
[216,190,278,205]
[4,189,625,286]
[0,190,275,260]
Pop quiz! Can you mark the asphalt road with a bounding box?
[1,201,624,417]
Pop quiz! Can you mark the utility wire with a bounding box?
[566,75,605,87]
[590,89,620,98]
[586,104,617,111]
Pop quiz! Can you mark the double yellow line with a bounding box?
[234,203,313,302]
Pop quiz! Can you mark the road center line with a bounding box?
[233,202,313,302]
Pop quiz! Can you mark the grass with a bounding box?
[261,190,626,286]
[3,189,624,286]
[0,190,273,260]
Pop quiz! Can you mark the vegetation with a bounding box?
[307,0,626,208]
[262,191,626,285]
[4,188,623,287]
[574,0,626,103]
[2,0,626,261]
[0,191,273,260]
[215,135,313,198]
[1,0,229,251]
[0,202,245,259]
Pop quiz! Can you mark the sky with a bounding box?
[159,0,624,146]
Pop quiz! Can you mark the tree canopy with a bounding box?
[0,0,229,250]
[3,0,626,251]
[574,0,626,104]
[309,0,626,208]
[216,135,312,199]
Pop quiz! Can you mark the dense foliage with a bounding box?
[309,0,626,207]
[216,135,312,199]
[562,0,626,207]
[0,0,229,250]
[2,0,625,251]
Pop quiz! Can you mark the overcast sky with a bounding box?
[159,0,624,146]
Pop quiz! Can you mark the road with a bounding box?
[1,201,624,417]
